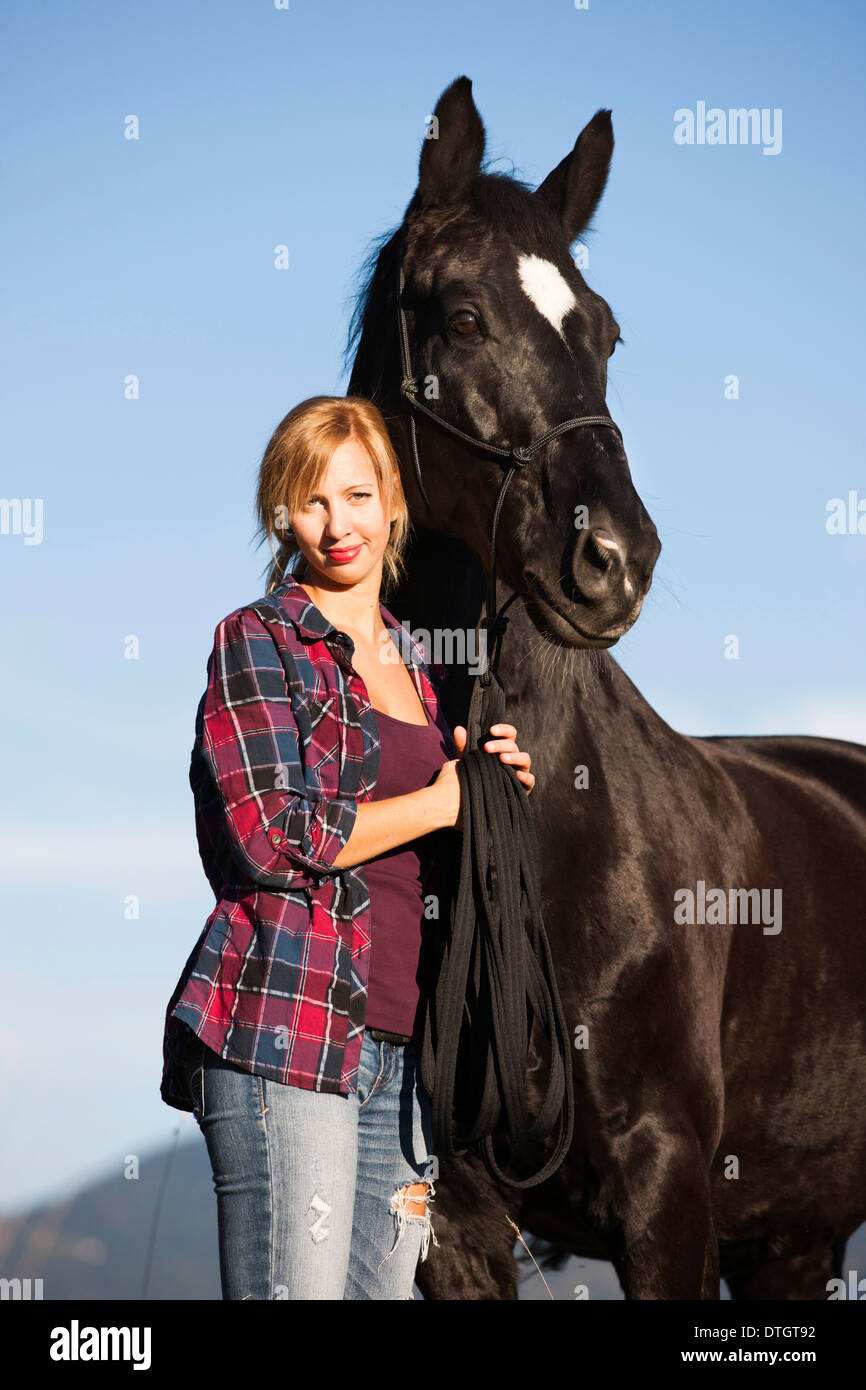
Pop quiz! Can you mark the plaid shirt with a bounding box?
[160,571,458,1111]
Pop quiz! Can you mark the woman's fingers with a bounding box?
[482,724,518,753]
[447,725,534,794]
[450,725,534,792]
[481,724,534,794]
[483,726,526,762]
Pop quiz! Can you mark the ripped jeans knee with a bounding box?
[377,1174,440,1271]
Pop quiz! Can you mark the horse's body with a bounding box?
[346,78,866,1298]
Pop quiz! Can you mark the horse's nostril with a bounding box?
[573,525,627,602]
[582,528,621,577]
[588,531,619,571]
[593,532,620,553]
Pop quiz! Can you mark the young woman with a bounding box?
[160,395,535,1300]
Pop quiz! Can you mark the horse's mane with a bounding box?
[341,170,547,392]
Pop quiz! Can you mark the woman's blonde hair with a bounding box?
[255,396,411,597]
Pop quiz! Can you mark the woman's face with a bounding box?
[289,437,398,587]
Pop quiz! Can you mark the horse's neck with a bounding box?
[492,588,682,772]
[387,527,680,760]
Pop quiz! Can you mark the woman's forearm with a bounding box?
[332,784,452,868]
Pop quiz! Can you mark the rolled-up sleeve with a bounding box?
[198,609,357,884]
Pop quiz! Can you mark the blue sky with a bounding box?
[1,0,864,1211]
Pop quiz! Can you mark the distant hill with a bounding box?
[0,1132,862,1301]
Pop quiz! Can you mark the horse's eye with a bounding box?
[449,310,479,336]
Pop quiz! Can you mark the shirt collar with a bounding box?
[268,570,429,669]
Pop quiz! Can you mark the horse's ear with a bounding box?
[416,75,486,209]
[534,109,614,245]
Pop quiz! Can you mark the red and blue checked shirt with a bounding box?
[160,571,458,1110]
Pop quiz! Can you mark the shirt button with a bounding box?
[270,830,283,846]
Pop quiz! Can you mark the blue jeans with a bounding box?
[180,1027,439,1299]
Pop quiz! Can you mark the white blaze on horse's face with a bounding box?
[516,253,577,340]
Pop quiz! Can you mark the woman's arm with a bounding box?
[331,783,453,869]
[197,608,529,883]
[334,717,540,868]
[198,608,362,885]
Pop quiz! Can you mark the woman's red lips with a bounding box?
[324,544,362,562]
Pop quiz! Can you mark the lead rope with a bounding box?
[394,237,626,1184]
[419,664,577,1188]
[416,447,575,1188]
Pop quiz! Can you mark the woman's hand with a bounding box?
[476,723,535,796]
[430,723,535,832]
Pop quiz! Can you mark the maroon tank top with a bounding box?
[363,705,451,1036]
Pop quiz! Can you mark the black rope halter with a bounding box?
[398,232,624,1187]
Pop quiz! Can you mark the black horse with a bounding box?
[346,76,866,1299]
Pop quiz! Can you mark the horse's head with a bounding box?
[348,76,660,649]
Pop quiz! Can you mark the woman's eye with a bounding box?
[449,310,480,336]
[302,493,372,506]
